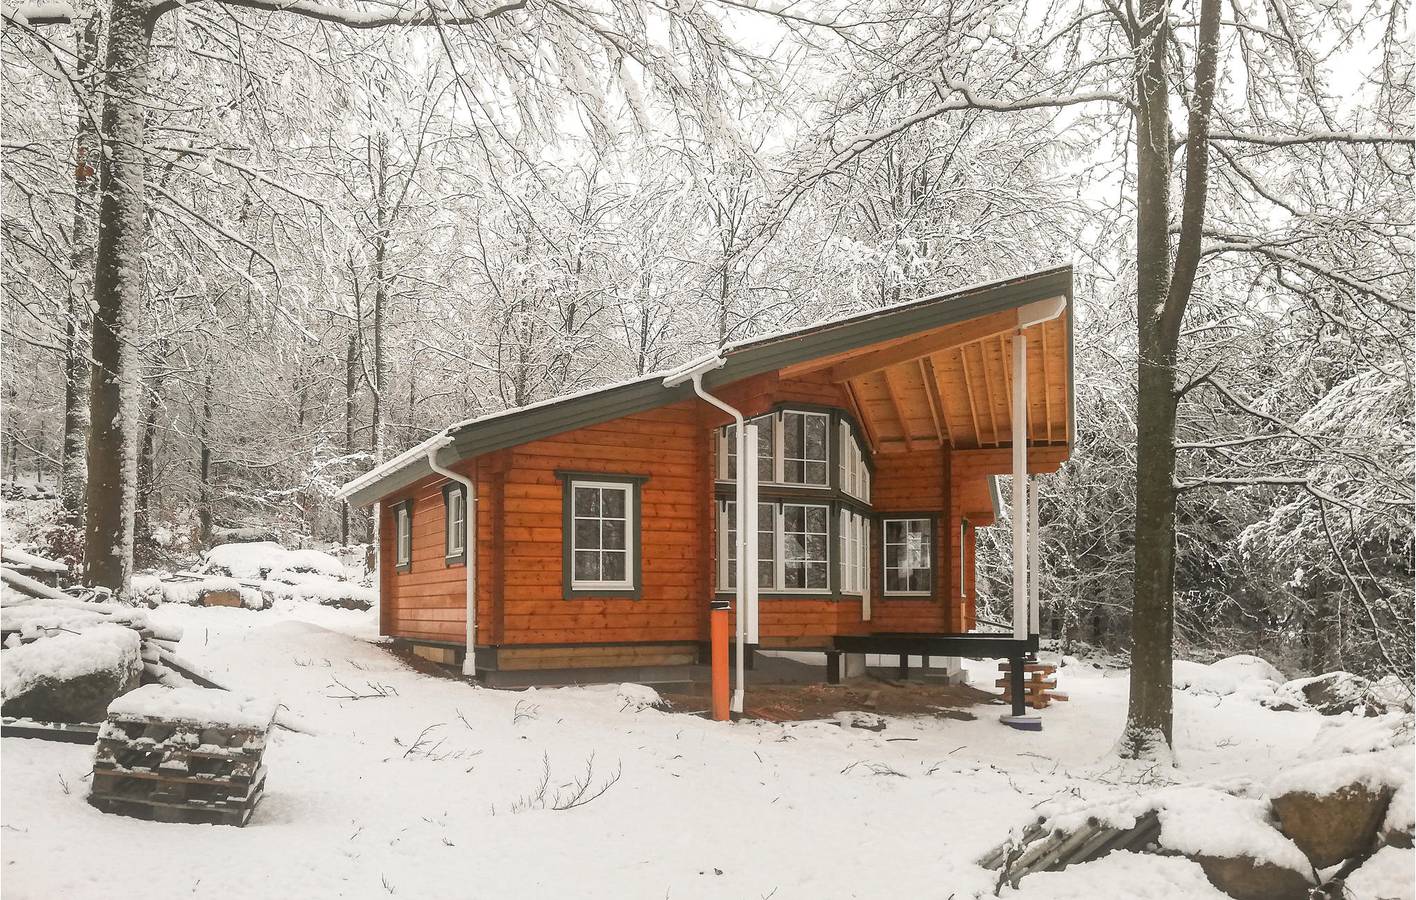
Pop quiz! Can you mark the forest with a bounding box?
[3,0,1411,701]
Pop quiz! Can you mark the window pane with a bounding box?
[886,570,907,593]
[574,487,599,516]
[602,519,626,551]
[804,415,827,459]
[574,551,601,582]
[908,569,930,593]
[806,562,828,589]
[886,520,904,543]
[574,519,600,549]
[783,505,804,532]
[724,424,737,479]
[601,488,625,518]
[805,534,827,561]
[783,562,804,589]
[782,460,804,483]
[805,461,828,485]
[601,551,626,583]
[757,422,773,481]
[805,506,827,533]
[784,532,805,560]
[783,413,802,457]
[757,560,774,589]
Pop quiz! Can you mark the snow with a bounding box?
[1173,654,1284,698]
[107,684,276,729]
[0,606,1407,899]
[1267,748,1412,798]
[1,623,140,699]
[0,546,67,573]
[1343,845,1415,900]
[204,541,346,579]
[1007,851,1232,900]
[1154,787,1313,873]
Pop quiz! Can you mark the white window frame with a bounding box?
[777,501,830,592]
[839,508,870,596]
[883,517,933,597]
[839,422,871,502]
[445,488,465,558]
[718,500,778,592]
[569,480,635,592]
[779,410,830,487]
[395,504,412,567]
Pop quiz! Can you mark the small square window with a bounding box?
[884,518,932,596]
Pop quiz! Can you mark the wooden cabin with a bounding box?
[338,267,1074,697]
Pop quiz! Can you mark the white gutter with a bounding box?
[664,355,751,714]
[426,439,478,678]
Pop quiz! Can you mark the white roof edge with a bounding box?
[334,432,453,502]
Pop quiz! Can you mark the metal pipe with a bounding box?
[427,441,478,677]
[664,358,749,714]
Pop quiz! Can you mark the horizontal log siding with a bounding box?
[500,401,707,646]
[379,458,494,644]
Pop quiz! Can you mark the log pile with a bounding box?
[88,687,275,827]
[997,661,1068,709]
[979,811,1162,887]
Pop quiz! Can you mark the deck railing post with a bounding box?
[1011,329,1028,641]
[1028,474,1040,637]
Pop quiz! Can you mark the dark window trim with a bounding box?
[555,471,647,600]
[880,512,939,599]
[441,482,467,566]
[392,498,414,573]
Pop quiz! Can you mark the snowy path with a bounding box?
[2,605,1332,899]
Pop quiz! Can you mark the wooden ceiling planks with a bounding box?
[823,312,1069,455]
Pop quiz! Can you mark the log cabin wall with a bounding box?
[375,374,1071,661]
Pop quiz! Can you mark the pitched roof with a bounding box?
[338,265,1073,508]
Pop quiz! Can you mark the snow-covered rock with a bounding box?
[1,624,142,722]
[203,541,345,580]
[614,683,664,712]
[1341,845,1415,900]
[1268,750,1410,868]
[1382,780,1414,848]
[1174,655,1284,699]
[1280,672,1403,717]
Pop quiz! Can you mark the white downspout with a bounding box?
[427,439,478,678]
[665,357,751,714]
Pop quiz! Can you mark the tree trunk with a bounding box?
[59,9,103,531]
[1118,0,1178,759]
[133,363,163,565]
[197,368,213,547]
[342,330,357,545]
[82,0,151,599]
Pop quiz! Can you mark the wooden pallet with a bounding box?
[88,711,271,827]
[998,662,1067,709]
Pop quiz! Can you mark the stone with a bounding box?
[1195,854,1314,900]
[1272,783,1394,869]
[1287,672,1382,717]
[1,661,141,724]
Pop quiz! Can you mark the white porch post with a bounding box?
[744,421,760,646]
[1028,474,1040,637]
[1011,329,1028,641]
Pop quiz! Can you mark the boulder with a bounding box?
[1286,672,1382,716]
[1380,781,1414,849]
[1,624,143,723]
[1271,782,1394,868]
[1194,854,1314,900]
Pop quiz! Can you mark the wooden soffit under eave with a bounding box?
[782,304,1071,455]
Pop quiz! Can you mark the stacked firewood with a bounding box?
[997,661,1068,709]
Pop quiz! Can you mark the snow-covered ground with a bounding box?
[0,602,1407,899]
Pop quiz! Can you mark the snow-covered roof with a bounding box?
[338,265,1073,507]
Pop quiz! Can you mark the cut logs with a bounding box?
[997,661,1067,709]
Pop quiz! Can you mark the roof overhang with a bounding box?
[339,265,1075,508]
